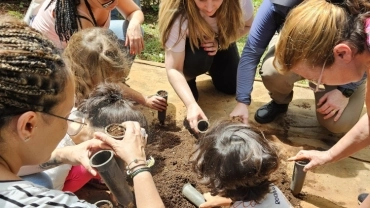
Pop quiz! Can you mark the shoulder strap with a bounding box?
[84,0,97,26]
[76,15,95,26]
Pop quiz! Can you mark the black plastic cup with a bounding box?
[290,159,310,196]
[197,120,209,133]
[156,90,168,125]
[104,123,125,140]
[90,150,133,207]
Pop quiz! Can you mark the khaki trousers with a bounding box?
[259,35,366,133]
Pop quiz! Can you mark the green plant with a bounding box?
[7,11,23,19]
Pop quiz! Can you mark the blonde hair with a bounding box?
[274,0,370,74]
[63,28,129,105]
[158,0,244,51]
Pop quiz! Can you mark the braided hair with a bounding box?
[46,0,83,42]
[0,15,69,127]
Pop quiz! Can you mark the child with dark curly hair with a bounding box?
[191,120,292,208]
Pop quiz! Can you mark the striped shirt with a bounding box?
[0,181,96,208]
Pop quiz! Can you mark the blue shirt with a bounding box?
[236,0,366,105]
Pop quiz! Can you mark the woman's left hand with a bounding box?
[201,38,219,56]
[126,21,144,55]
[59,139,111,176]
[316,89,349,121]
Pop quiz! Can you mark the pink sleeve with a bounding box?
[165,17,188,53]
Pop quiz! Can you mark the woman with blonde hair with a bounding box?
[64,27,167,110]
[273,0,370,207]
[158,0,254,132]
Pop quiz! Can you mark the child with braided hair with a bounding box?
[0,15,164,208]
[190,120,292,208]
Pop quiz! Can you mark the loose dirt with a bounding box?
[75,116,302,208]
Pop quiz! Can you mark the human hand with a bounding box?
[229,102,249,124]
[288,150,334,171]
[187,103,208,133]
[316,89,349,121]
[145,95,167,111]
[199,192,232,208]
[201,38,219,56]
[59,139,111,176]
[126,21,144,55]
[94,121,147,164]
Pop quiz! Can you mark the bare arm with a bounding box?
[118,82,167,111]
[133,172,165,208]
[116,0,144,23]
[165,50,208,130]
[328,114,370,162]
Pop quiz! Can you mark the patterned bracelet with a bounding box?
[130,167,151,179]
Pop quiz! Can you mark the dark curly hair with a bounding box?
[190,120,279,203]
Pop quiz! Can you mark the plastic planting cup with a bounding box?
[290,160,310,196]
[156,90,168,125]
[197,120,209,133]
[94,200,113,208]
[105,123,125,140]
[90,150,133,207]
[182,183,205,207]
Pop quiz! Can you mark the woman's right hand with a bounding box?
[229,102,249,124]
[94,121,147,164]
[187,103,208,133]
[288,150,334,171]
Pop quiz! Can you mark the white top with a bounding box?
[232,185,293,208]
[165,0,254,52]
[0,181,96,207]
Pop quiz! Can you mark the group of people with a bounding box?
[0,0,370,207]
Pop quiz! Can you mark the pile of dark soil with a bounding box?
[76,117,302,207]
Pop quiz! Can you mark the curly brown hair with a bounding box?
[190,120,279,203]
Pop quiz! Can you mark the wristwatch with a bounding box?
[337,86,354,98]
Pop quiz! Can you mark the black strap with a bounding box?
[77,15,95,26]
[270,0,302,8]
[84,0,97,26]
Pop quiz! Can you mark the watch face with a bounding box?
[343,89,354,97]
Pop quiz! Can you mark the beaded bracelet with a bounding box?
[130,167,151,179]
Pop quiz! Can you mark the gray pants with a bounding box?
[260,35,366,133]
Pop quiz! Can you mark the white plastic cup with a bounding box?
[182,183,205,207]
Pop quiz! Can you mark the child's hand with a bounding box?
[199,192,232,208]
[145,95,167,111]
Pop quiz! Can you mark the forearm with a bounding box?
[167,68,197,108]
[328,114,370,162]
[126,10,144,24]
[118,82,147,106]
[133,172,164,208]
